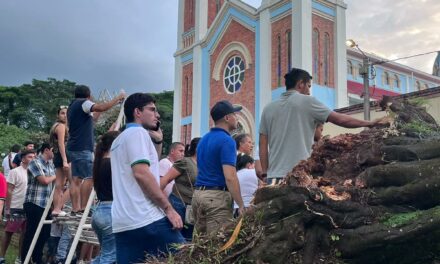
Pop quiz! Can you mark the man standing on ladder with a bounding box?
[21,143,55,264]
[67,85,125,216]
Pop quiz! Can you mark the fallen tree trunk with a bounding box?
[158,98,440,264]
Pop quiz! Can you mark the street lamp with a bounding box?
[346,39,371,120]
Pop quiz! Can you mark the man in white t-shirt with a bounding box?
[159,142,185,196]
[0,149,35,263]
[111,93,184,263]
[1,145,20,180]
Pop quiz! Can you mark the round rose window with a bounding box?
[223,56,245,94]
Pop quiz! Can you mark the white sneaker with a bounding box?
[52,211,69,217]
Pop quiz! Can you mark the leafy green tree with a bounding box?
[94,90,175,156]
[0,78,75,132]
[154,91,174,154]
[0,79,175,157]
[0,124,30,154]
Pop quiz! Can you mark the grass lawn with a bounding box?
[5,243,19,263]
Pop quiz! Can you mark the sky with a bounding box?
[0,0,438,96]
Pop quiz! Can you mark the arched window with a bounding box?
[286,30,292,71]
[347,60,353,76]
[394,74,400,89]
[277,34,282,86]
[183,125,189,145]
[224,56,245,94]
[323,33,330,86]
[312,28,320,83]
[383,72,390,86]
[185,76,189,115]
[357,63,362,79]
[416,80,421,91]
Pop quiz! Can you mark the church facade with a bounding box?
[172,0,440,144]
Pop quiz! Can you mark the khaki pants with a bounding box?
[192,190,233,235]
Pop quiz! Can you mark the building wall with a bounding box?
[271,14,292,89]
[180,124,192,145]
[209,19,256,127]
[312,13,335,88]
[183,0,195,32]
[181,63,193,117]
[208,0,225,28]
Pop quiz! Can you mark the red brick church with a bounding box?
[172,0,440,145]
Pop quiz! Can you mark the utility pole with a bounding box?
[360,57,370,120]
[346,39,370,120]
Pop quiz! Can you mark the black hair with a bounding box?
[11,144,21,153]
[21,149,36,159]
[74,85,91,98]
[24,141,34,147]
[234,133,251,150]
[38,143,51,154]
[124,93,156,123]
[93,131,120,196]
[185,137,201,157]
[284,68,313,90]
[236,153,254,171]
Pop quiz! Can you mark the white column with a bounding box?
[259,8,272,112]
[172,0,185,142]
[191,0,208,137]
[172,58,183,142]
[291,0,312,73]
[195,0,208,41]
[191,45,203,138]
[176,0,185,50]
[334,0,348,108]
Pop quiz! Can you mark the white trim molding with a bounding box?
[212,41,253,81]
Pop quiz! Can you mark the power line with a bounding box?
[373,50,440,65]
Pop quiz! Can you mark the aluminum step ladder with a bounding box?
[24,98,125,264]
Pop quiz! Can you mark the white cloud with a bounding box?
[345,0,440,74]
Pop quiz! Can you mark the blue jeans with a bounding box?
[91,202,116,264]
[114,217,185,263]
[68,150,93,179]
[169,193,194,241]
[56,224,72,261]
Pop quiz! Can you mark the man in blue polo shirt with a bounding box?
[192,100,245,235]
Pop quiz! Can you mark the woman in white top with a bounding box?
[235,133,264,180]
[234,153,259,212]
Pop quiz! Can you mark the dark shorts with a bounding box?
[53,151,71,169]
[68,150,93,179]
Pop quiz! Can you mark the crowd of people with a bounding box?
[0,67,386,264]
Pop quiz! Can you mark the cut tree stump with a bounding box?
[161,98,440,264]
